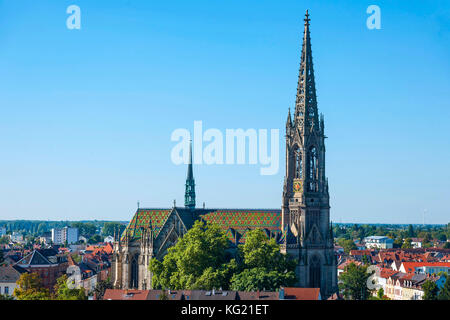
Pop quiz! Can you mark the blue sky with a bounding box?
[0,0,449,224]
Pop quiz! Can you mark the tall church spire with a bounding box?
[282,11,338,298]
[294,10,319,131]
[184,139,196,210]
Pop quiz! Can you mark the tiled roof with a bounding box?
[201,209,282,244]
[283,287,321,300]
[121,209,172,241]
[236,291,278,300]
[121,208,282,244]
[15,250,52,266]
[103,289,150,300]
[0,265,28,282]
[401,261,450,272]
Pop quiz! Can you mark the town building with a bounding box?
[363,236,394,249]
[399,261,450,275]
[0,265,28,296]
[10,232,24,244]
[13,249,68,290]
[111,11,338,299]
[51,227,79,245]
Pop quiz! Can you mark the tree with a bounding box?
[443,242,450,249]
[230,229,297,291]
[54,274,87,300]
[422,280,439,300]
[337,239,357,254]
[401,238,412,249]
[339,263,371,300]
[407,224,415,238]
[13,273,51,300]
[438,275,450,300]
[230,267,296,292]
[71,222,96,238]
[94,278,113,300]
[0,294,15,300]
[149,220,230,290]
[102,222,126,237]
[88,234,103,244]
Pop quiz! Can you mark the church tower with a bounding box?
[184,140,196,210]
[282,10,338,298]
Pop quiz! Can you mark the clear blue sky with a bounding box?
[0,0,449,224]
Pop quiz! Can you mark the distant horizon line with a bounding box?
[0,218,447,226]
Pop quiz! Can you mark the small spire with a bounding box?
[286,107,292,127]
[185,139,196,210]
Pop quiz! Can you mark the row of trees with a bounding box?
[0,220,126,239]
[334,223,449,247]
[149,221,297,292]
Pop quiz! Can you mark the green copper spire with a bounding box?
[184,140,196,210]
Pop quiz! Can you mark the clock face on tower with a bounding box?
[293,180,303,193]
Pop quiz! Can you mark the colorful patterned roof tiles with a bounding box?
[121,209,172,241]
[121,208,283,245]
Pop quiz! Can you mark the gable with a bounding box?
[121,209,172,241]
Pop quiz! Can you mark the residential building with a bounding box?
[399,262,450,275]
[14,249,68,290]
[10,232,24,243]
[364,236,394,249]
[410,238,423,249]
[51,227,79,245]
[0,265,28,296]
[104,235,114,243]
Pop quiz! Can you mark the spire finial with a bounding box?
[305,10,310,25]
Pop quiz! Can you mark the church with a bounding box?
[111,11,338,298]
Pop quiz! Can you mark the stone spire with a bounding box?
[184,139,196,210]
[294,10,319,132]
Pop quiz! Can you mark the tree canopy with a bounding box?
[229,229,296,291]
[13,273,51,300]
[149,220,231,290]
[149,221,296,292]
[54,274,87,300]
[339,262,372,300]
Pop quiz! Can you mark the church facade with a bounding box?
[112,11,338,298]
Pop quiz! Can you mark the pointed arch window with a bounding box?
[130,255,139,289]
[294,147,303,179]
[309,255,321,288]
[308,146,319,192]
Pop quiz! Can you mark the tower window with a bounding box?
[295,147,303,179]
[308,146,318,192]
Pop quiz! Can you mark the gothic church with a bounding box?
[112,11,338,298]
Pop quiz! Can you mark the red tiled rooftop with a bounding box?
[103,289,149,300]
[283,288,321,300]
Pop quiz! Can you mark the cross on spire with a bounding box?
[304,9,310,25]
